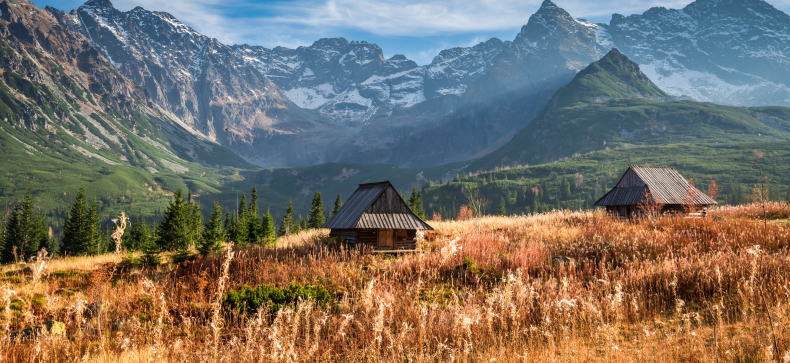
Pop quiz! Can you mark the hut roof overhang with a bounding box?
[321,181,433,230]
[594,165,718,207]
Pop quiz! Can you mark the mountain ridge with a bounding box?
[470,48,790,171]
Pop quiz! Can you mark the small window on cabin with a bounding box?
[396,230,407,238]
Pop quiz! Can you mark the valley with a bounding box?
[0,0,788,235]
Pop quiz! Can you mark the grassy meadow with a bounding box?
[0,203,788,361]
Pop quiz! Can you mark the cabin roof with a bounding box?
[321,181,433,230]
[594,165,717,206]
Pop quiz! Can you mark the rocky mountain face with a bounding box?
[232,37,510,126]
[582,0,790,106]
[31,0,790,170]
[50,0,343,167]
[357,0,600,167]
[0,0,251,181]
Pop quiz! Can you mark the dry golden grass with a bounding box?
[0,206,789,362]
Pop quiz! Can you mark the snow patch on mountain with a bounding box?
[284,84,333,109]
[642,61,790,105]
[576,19,614,57]
[232,37,508,125]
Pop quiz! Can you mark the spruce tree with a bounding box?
[89,199,102,255]
[260,208,276,244]
[308,191,325,229]
[235,194,249,245]
[299,217,307,232]
[192,200,203,247]
[561,178,571,201]
[158,189,190,252]
[128,217,148,251]
[2,206,21,263]
[331,195,343,217]
[187,191,203,248]
[248,187,261,243]
[408,186,426,220]
[34,215,51,255]
[138,219,160,265]
[199,202,225,256]
[61,187,100,257]
[497,198,506,216]
[13,188,41,260]
[279,200,294,236]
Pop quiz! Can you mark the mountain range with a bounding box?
[36,0,790,168]
[0,0,789,222]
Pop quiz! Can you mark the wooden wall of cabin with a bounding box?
[366,186,412,214]
[606,204,708,219]
[329,229,357,242]
[353,229,418,250]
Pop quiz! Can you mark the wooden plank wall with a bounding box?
[331,227,418,250]
[355,229,417,250]
[366,186,412,213]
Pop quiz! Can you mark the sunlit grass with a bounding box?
[0,204,788,362]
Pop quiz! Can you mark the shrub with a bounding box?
[32,295,46,306]
[458,256,481,275]
[223,283,332,314]
[9,300,24,311]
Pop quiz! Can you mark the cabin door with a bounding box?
[378,230,394,249]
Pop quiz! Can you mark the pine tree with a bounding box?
[158,189,190,252]
[138,219,160,265]
[89,199,102,255]
[199,202,225,256]
[299,217,307,232]
[187,191,203,249]
[225,211,237,243]
[408,186,426,220]
[308,191,325,229]
[260,208,276,244]
[279,200,294,236]
[128,217,147,251]
[235,194,249,245]
[331,195,343,217]
[61,187,100,257]
[497,198,506,216]
[248,187,261,243]
[561,178,571,200]
[10,188,42,260]
[2,206,21,263]
[34,215,51,255]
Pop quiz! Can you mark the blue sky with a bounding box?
[35,0,790,65]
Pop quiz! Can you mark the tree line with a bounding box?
[0,183,428,264]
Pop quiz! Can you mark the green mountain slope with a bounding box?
[470,49,790,172]
[420,140,790,218]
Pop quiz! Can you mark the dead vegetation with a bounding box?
[0,204,788,362]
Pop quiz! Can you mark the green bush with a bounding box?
[458,256,481,275]
[9,300,24,311]
[32,296,47,307]
[224,283,332,314]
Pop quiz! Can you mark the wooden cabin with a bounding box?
[594,165,717,219]
[321,181,433,252]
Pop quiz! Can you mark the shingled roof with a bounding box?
[595,165,718,206]
[321,181,433,230]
